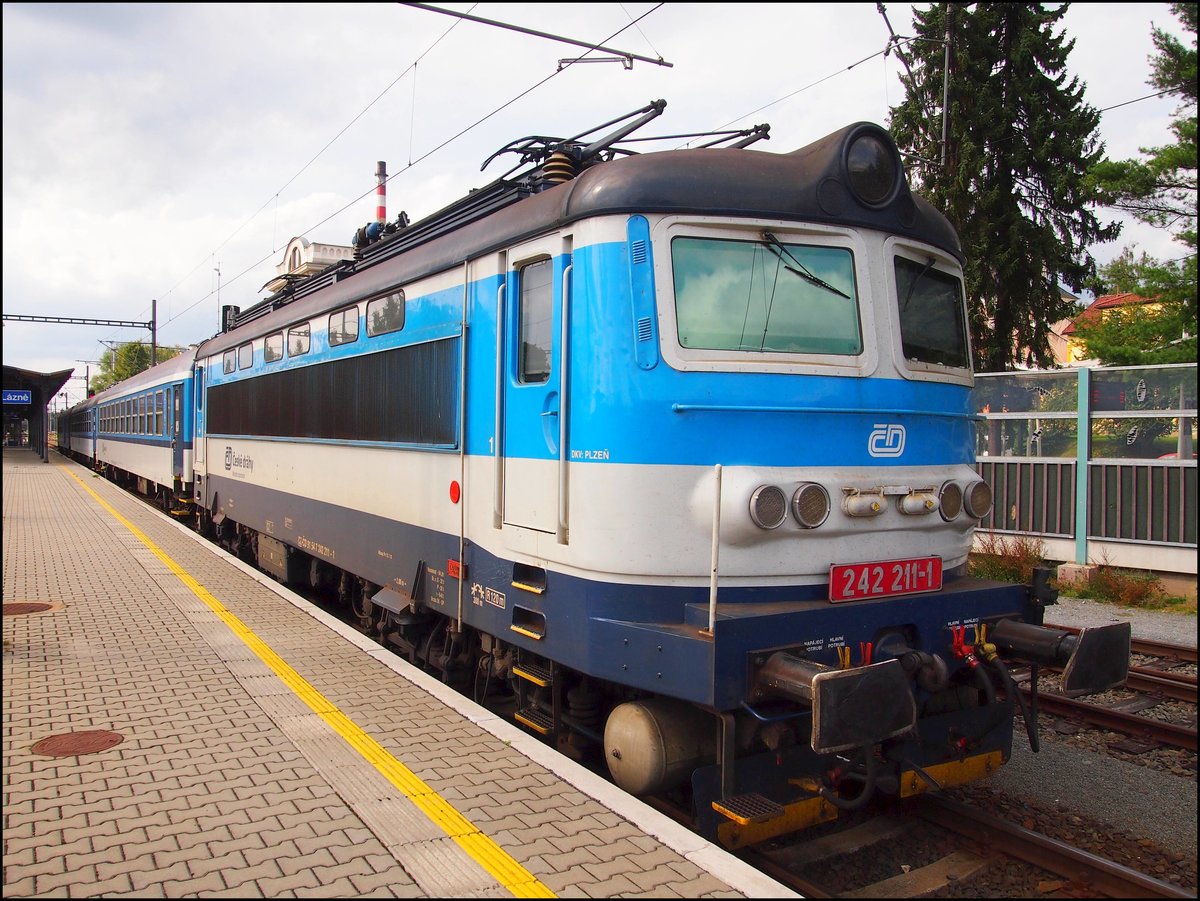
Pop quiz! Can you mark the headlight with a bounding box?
[964,480,993,519]
[939,481,963,521]
[791,483,830,528]
[846,130,900,207]
[750,485,788,529]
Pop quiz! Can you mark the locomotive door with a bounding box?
[193,363,206,490]
[501,236,571,537]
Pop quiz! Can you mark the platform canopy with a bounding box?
[3,364,73,461]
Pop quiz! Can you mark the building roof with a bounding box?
[1061,293,1153,336]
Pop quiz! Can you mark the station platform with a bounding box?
[2,446,793,899]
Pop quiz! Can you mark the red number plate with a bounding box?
[829,556,943,602]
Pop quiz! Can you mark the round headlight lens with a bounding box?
[939,481,963,521]
[750,485,788,529]
[964,480,993,519]
[846,133,898,206]
[792,483,830,529]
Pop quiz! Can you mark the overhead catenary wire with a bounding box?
[144,9,476,337]
[159,4,666,336]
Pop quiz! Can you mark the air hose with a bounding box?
[818,745,879,811]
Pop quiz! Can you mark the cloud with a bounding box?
[3,2,1189,398]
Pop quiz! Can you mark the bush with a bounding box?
[968,534,1047,584]
[1063,565,1188,610]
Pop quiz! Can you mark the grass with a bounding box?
[1057,562,1196,614]
[968,534,1197,614]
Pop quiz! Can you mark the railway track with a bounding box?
[739,794,1194,898]
[1013,626,1197,753]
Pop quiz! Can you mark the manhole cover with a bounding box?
[4,602,56,615]
[31,730,124,757]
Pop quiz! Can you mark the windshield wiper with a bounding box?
[761,231,852,301]
[900,255,937,311]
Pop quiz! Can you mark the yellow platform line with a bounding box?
[64,466,555,899]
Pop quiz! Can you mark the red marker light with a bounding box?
[449,480,461,504]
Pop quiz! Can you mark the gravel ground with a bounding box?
[1040,594,1198,646]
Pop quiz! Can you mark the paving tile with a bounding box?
[2,450,758,901]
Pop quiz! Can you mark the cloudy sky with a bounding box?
[3,2,1190,404]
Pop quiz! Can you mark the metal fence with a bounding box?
[973,363,1196,574]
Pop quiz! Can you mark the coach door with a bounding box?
[501,236,571,539]
[170,383,184,478]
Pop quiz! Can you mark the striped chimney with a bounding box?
[376,161,386,225]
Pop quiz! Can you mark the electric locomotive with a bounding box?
[61,101,1130,848]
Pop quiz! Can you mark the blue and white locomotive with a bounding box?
[60,102,1129,847]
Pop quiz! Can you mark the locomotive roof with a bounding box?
[202,121,961,355]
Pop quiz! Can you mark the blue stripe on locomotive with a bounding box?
[464,235,974,468]
[205,219,973,468]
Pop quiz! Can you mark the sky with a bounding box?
[2,2,1192,407]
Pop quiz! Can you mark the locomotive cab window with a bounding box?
[671,236,861,355]
[894,255,970,370]
[367,290,405,337]
[518,258,552,383]
[264,332,283,363]
[287,322,310,356]
[223,350,236,374]
[238,343,254,370]
[329,306,360,346]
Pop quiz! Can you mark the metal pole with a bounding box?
[940,3,951,168]
[1074,367,1091,564]
[151,298,158,365]
[707,464,722,636]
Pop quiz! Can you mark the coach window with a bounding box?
[367,291,405,337]
[223,350,236,374]
[518,258,552,383]
[288,322,310,356]
[238,342,254,370]
[264,331,283,363]
[329,305,360,346]
[155,391,164,435]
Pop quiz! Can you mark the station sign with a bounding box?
[3,389,33,405]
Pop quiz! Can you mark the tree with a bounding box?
[1073,248,1197,364]
[1091,3,1196,236]
[90,342,184,394]
[1083,2,1197,364]
[887,3,1120,372]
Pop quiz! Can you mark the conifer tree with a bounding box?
[1084,1,1196,365]
[886,3,1119,371]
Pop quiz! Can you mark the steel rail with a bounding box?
[914,794,1194,899]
